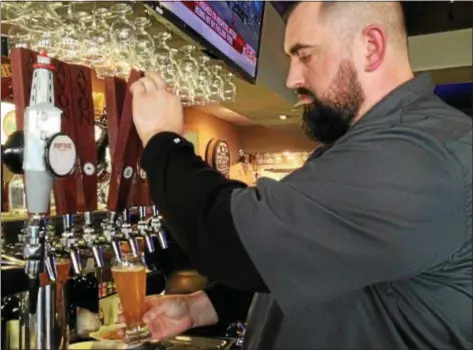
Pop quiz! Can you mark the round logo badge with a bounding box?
[123,166,133,179]
[83,162,95,176]
[45,133,77,177]
[139,168,147,179]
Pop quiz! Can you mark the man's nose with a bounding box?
[286,60,304,90]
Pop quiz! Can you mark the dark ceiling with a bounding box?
[271,1,473,36]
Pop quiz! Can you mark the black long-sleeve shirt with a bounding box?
[141,74,472,349]
[141,132,268,293]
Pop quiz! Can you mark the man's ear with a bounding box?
[362,25,387,72]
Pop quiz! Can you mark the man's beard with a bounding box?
[299,60,365,145]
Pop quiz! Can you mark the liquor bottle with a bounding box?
[73,271,101,338]
[1,294,21,349]
[1,35,8,57]
[7,174,26,216]
[1,168,8,212]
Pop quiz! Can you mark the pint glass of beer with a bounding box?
[111,254,150,345]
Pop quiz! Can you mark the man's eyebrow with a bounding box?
[287,43,316,56]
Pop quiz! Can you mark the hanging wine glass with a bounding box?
[194,56,212,106]
[109,3,136,80]
[31,30,60,57]
[133,17,155,71]
[7,24,31,52]
[57,4,84,64]
[1,2,29,25]
[208,64,225,104]
[177,45,199,106]
[153,32,180,93]
[91,7,116,79]
[23,2,63,34]
[82,11,108,66]
[222,72,237,102]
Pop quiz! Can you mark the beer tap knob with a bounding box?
[149,205,168,250]
[138,206,155,254]
[102,211,122,263]
[59,214,82,275]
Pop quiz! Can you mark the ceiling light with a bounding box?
[279,115,287,120]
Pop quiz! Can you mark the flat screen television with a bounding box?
[147,1,265,84]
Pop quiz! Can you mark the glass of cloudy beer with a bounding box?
[112,254,150,345]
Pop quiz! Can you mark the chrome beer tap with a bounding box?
[120,209,140,258]
[57,214,81,275]
[79,212,104,269]
[24,215,57,312]
[137,206,155,253]
[102,211,123,263]
[149,205,168,250]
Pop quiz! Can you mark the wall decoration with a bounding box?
[205,138,231,177]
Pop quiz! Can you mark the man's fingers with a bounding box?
[117,327,125,337]
[142,300,171,324]
[130,80,146,95]
[145,72,167,91]
[140,76,160,93]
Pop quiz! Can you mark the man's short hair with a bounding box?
[283,2,408,50]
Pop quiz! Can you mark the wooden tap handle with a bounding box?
[134,143,152,207]
[104,77,127,160]
[70,64,97,213]
[50,57,78,216]
[106,70,143,212]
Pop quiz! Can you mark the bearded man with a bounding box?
[127,2,472,349]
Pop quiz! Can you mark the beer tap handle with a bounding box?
[139,206,146,221]
[143,233,155,254]
[69,247,82,275]
[152,205,158,218]
[156,229,168,250]
[106,70,143,213]
[111,239,122,263]
[44,252,57,282]
[127,237,140,258]
[24,215,46,314]
[84,211,93,227]
[91,245,104,269]
[122,208,130,223]
[149,207,168,250]
[82,213,105,269]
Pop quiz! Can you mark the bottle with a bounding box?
[8,174,26,216]
[73,271,101,339]
[1,294,21,349]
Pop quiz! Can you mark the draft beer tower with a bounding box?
[4,52,77,349]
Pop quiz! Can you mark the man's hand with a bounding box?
[130,72,184,147]
[118,291,218,341]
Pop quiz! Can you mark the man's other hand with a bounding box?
[118,291,218,342]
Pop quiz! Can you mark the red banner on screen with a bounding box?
[182,0,256,63]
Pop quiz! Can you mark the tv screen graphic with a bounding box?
[155,1,265,82]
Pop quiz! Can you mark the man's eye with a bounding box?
[300,55,311,63]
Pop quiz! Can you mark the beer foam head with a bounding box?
[111,265,145,273]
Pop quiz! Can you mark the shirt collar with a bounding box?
[353,73,434,129]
